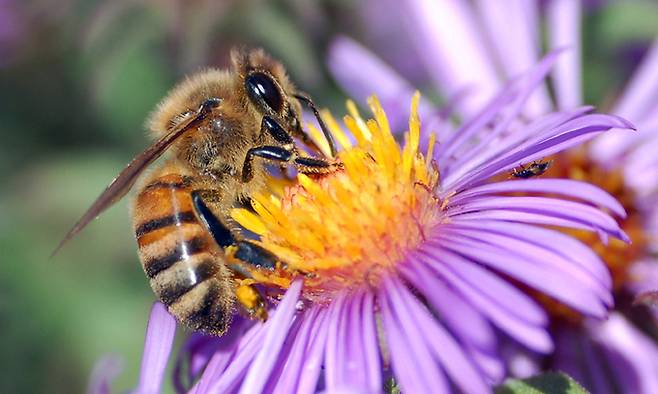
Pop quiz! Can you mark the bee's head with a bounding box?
[232,48,304,136]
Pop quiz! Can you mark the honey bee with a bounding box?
[511,160,553,179]
[54,49,340,336]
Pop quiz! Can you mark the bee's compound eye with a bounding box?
[245,72,283,113]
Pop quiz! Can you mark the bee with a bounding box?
[54,49,340,336]
[511,160,553,179]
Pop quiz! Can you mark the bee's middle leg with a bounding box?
[241,145,339,183]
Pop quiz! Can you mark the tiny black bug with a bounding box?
[511,160,553,179]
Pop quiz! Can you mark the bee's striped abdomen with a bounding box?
[133,173,233,335]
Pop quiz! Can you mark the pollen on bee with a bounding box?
[236,280,260,308]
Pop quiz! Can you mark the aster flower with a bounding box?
[86,354,123,394]
[129,52,632,394]
[327,1,658,392]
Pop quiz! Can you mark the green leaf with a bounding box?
[495,372,589,394]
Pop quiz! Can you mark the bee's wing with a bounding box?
[52,100,219,257]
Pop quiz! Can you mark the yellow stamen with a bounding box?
[232,93,443,302]
[231,208,267,235]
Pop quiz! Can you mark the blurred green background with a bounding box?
[1,1,657,393]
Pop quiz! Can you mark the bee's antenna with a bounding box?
[294,93,337,158]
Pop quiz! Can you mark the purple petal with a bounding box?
[622,127,658,196]
[448,195,627,241]
[398,255,505,383]
[451,209,615,236]
[547,0,583,109]
[392,279,489,394]
[599,340,642,394]
[446,113,634,190]
[420,247,548,326]
[196,286,301,394]
[176,319,252,392]
[86,354,123,394]
[590,313,658,393]
[500,342,541,379]
[439,49,561,169]
[442,106,593,180]
[580,333,614,394]
[360,292,382,392]
[327,36,437,132]
[469,347,505,384]
[434,232,610,317]
[260,316,306,394]
[439,225,612,307]
[590,114,658,165]
[322,291,382,392]
[296,308,331,394]
[194,323,265,393]
[268,307,322,394]
[590,38,658,163]
[446,219,612,289]
[134,303,177,394]
[475,0,551,115]
[324,291,348,390]
[344,294,368,389]
[629,259,658,296]
[379,277,450,393]
[399,257,496,350]
[613,37,658,123]
[238,280,303,394]
[412,249,550,333]
[402,0,501,117]
[451,178,626,218]
[553,327,588,386]
[404,254,553,353]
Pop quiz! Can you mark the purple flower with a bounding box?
[129,52,631,393]
[134,303,177,394]
[86,354,123,394]
[326,1,658,391]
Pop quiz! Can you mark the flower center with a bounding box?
[231,94,442,303]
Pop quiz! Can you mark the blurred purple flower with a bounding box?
[127,52,632,393]
[86,354,123,394]
[0,0,23,66]
[326,1,658,392]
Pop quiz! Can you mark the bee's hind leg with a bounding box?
[229,240,281,321]
[191,190,276,321]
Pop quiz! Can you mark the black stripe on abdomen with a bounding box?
[157,258,219,306]
[135,211,197,238]
[143,236,207,278]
